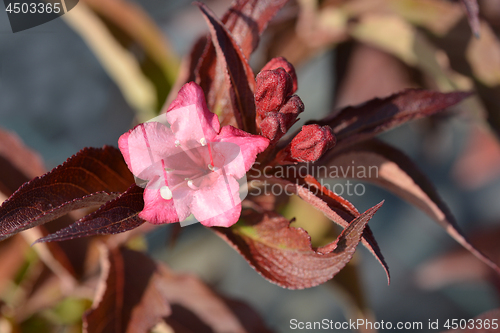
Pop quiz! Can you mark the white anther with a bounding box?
[187,179,199,190]
[160,186,172,200]
[200,138,207,146]
[208,164,215,171]
[175,140,180,147]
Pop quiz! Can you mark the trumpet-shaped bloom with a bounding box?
[118,82,269,227]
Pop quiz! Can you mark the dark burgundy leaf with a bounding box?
[214,202,383,289]
[222,0,289,59]
[85,246,272,333]
[260,175,390,283]
[0,129,92,280]
[161,271,274,333]
[311,89,472,149]
[0,146,134,241]
[84,246,171,333]
[461,0,481,38]
[35,184,145,243]
[197,2,257,133]
[324,139,500,275]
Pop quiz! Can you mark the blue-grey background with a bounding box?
[0,0,498,332]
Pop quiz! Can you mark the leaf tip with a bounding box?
[371,200,385,213]
[31,237,48,246]
[192,1,204,9]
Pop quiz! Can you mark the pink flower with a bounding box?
[118,82,269,227]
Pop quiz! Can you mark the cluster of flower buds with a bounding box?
[255,57,304,144]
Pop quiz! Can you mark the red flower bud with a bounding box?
[255,68,293,117]
[259,95,305,144]
[261,57,298,93]
[290,124,336,162]
[260,113,287,143]
[279,95,304,129]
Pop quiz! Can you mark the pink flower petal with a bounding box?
[118,130,132,167]
[190,173,242,227]
[165,82,220,144]
[118,122,179,177]
[216,126,269,177]
[170,183,194,222]
[200,203,242,227]
[139,183,180,224]
[139,176,193,224]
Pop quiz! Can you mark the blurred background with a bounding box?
[1,0,500,331]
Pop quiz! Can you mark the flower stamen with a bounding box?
[160,186,172,200]
[187,179,199,190]
[207,142,215,170]
[165,168,194,176]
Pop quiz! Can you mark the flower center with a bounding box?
[158,137,217,200]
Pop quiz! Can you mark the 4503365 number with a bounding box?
[5,2,61,14]
[444,318,498,330]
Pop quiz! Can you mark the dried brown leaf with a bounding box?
[467,22,500,87]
